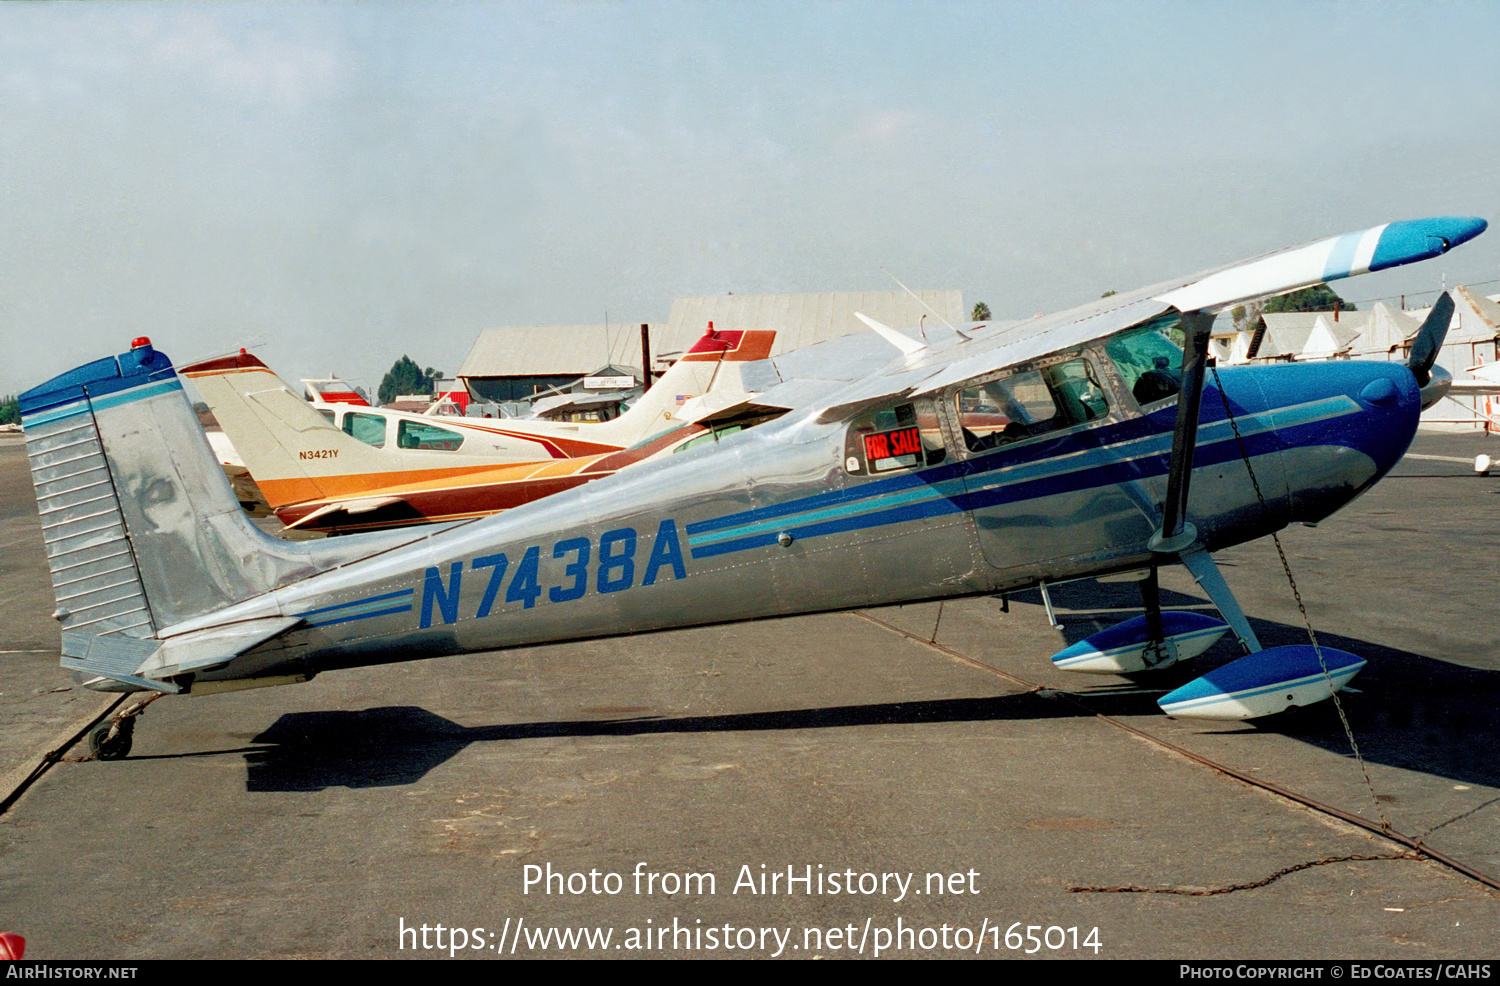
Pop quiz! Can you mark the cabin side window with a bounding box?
[673,422,747,455]
[1105,320,1185,407]
[955,358,1108,454]
[396,419,465,451]
[342,411,387,448]
[669,411,785,455]
[845,401,945,474]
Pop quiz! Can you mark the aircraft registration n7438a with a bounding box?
[17,216,1486,758]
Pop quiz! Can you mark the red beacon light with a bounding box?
[130,336,152,350]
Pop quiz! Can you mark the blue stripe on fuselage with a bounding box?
[304,604,415,629]
[687,391,1364,561]
[295,588,417,628]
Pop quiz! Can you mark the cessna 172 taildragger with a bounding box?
[18,215,1485,758]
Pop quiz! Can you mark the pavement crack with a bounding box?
[1418,795,1500,840]
[1068,852,1423,896]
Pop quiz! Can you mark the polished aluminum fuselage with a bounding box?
[170,356,1421,689]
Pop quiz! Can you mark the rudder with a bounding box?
[20,338,429,691]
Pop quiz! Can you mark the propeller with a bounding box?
[1407,291,1453,387]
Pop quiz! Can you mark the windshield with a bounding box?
[1105,317,1184,406]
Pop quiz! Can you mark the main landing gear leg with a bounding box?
[1138,566,1176,668]
[87,692,165,761]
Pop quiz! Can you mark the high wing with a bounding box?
[745,217,1487,421]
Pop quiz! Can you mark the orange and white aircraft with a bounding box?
[181,327,777,533]
[284,325,773,462]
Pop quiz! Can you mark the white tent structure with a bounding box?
[1353,302,1422,358]
[1216,289,1500,431]
[1430,286,1500,431]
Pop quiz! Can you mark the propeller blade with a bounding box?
[1408,291,1454,387]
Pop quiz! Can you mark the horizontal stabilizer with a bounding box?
[1050,612,1229,674]
[1158,645,1365,719]
[285,496,407,529]
[63,615,304,688]
[60,632,177,693]
[140,616,303,677]
[673,392,739,422]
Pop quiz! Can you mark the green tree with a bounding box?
[971,302,992,321]
[378,357,443,405]
[0,396,18,426]
[1100,290,1117,299]
[1263,284,1356,314]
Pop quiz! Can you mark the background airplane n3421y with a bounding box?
[178,325,776,533]
[17,216,1486,758]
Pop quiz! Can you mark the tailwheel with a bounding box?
[87,718,135,760]
[86,692,164,761]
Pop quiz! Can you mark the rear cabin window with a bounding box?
[956,358,1108,454]
[342,411,387,448]
[668,412,783,455]
[396,419,465,451]
[847,402,945,473]
[1105,321,1185,407]
[674,422,746,455]
[316,408,335,423]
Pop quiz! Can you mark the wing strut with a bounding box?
[1149,310,1215,554]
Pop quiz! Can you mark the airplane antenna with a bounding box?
[880,268,969,340]
[181,339,270,368]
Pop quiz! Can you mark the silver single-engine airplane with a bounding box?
[19,216,1485,759]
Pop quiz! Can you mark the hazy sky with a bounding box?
[4,2,1499,396]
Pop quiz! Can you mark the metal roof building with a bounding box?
[456,323,663,403]
[456,290,964,402]
[663,290,964,358]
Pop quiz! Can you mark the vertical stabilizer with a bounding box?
[590,326,776,445]
[21,350,165,641]
[19,339,436,689]
[181,351,357,508]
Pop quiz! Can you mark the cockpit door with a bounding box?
[951,354,1156,574]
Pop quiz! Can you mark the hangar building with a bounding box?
[456,290,964,403]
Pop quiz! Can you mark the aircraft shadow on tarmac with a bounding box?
[1027,580,1500,793]
[242,691,1119,792]
[241,581,1499,794]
